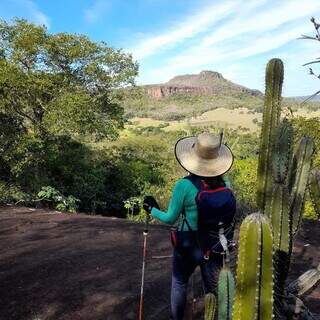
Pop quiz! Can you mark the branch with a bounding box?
[299,34,320,41]
[303,60,320,66]
[301,90,320,104]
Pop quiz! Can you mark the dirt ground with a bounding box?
[0,205,319,320]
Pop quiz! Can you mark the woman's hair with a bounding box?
[190,173,225,189]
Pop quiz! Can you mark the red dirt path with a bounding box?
[0,205,319,320]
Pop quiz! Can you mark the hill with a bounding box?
[143,70,262,99]
[123,70,320,129]
[292,95,320,102]
[123,70,265,121]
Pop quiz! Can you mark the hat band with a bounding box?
[194,143,220,160]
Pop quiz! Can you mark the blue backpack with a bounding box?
[184,175,236,254]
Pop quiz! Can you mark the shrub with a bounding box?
[0,181,31,205]
[37,186,80,213]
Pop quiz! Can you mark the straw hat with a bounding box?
[175,132,234,177]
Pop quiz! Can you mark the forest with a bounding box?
[1,19,319,222]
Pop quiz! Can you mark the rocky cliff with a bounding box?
[143,70,262,98]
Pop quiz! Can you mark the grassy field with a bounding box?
[127,107,320,133]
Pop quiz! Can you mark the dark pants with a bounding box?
[171,231,223,320]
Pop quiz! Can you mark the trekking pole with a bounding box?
[138,215,149,320]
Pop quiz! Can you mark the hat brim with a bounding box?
[175,136,234,177]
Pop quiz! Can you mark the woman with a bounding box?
[143,132,236,320]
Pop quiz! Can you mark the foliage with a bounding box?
[122,89,264,121]
[0,18,138,212]
[291,117,320,168]
[0,18,138,140]
[0,180,30,204]
[37,186,79,213]
[228,158,258,209]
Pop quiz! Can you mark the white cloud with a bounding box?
[130,1,242,60]
[84,0,111,23]
[200,0,320,49]
[139,24,309,85]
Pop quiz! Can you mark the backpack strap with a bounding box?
[180,206,193,231]
[183,175,204,191]
[197,187,230,201]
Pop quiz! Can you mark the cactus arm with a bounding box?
[266,184,290,253]
[309,169,320,217]
[233,213,273,320]
[257,58,283,210]
[259,217,274,320]
[272,119,293,184]
[204,293,216,320]
[218,267,235,320]
[288,137,314,234]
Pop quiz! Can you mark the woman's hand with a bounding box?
[143,196,160,213]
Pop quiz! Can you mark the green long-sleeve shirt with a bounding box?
[151,178,198,230]
[151,176,231,231]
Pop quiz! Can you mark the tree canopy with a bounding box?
[0,18,138,140]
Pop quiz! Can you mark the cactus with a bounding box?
[265,183,292,316]
[233,213,273,320]
[257,58,283,211]
[205,293,216,320]
[288,137,314,234]
[265,184,291,253]
[272,119,293,184]
[309,169,320,217]
[218,267,235,320]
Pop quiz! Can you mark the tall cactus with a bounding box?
[257,58,284,211]
[204,293,216,320]
[218,267,235,320]
[309,169,320,217]
[233,213,273,320]
[288,136,314,234]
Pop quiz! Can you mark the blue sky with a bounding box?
[1,0,320,96]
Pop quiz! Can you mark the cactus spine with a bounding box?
[288,137,314,234]
[205,293,216,320]
[257,58,283,211]
[309,169,320,217]
[218,267,235,320]
[233,213,273,320]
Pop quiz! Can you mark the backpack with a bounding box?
[184,175,236,254]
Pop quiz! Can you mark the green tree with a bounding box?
[0,18,138,140]
[0,18,138,203]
